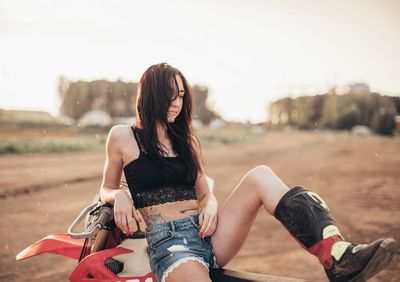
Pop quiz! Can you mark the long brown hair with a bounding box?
[135,63,202,181]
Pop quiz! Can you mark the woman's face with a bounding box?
[167,74,185,123]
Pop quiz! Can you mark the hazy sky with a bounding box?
[1,0,399,122]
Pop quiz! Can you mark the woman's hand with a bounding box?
[113,189,142,236]
[198,194,218,238]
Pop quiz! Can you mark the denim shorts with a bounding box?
[145,212,219,282]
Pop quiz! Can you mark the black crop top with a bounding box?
[123,126,197,209]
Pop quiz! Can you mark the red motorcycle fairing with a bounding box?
[17,233,156,282]
[16,233,90,261]
[69,247,155,282]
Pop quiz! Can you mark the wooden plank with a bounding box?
[210,269,308,282]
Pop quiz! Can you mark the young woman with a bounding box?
[100,63,396,282]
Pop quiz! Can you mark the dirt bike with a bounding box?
[16,179,306,282]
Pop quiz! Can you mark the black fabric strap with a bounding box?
[131,126,144,152]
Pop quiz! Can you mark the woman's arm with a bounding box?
[196,174,218,238]
[192,135,218,238]
[99,126,142,235]
[100,126,123,204]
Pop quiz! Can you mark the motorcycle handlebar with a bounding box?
[68,202,113,239]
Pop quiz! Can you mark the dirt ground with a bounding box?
[1,130,399,281]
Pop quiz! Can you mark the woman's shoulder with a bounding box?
[107,125,140,157]
[109,124,133,138]
[107,124,135,146]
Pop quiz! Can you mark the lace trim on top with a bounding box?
[131,185,197,209]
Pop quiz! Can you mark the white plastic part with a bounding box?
[113,239,152,277]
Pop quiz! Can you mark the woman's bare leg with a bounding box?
[211,165,289,267]
[210,165,397,282]
[165,260,211,282]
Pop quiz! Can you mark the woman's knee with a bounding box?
[246,165,289,213]
[246,165,288,194]
[247,165,275,185]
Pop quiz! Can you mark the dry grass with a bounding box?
[0,123,265,155]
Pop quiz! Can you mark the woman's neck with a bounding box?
[156,122,168,142]
[156,122,175,156]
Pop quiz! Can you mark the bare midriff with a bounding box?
[139,199,199,227]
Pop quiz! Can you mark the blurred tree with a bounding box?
[59,78,218,125]
[191,85,219,124]
[371,96,397,135]
[371,111,396,135]
[268,85,397,135]
[60,81,92,120]
[294,96,323,129]
[391,96,400,114]
[336,106,360,129]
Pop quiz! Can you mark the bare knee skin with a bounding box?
[249,165,290,214]
[165,260,211,282]
[211,165,289,267]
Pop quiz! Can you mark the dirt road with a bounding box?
[1,131,399,281]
